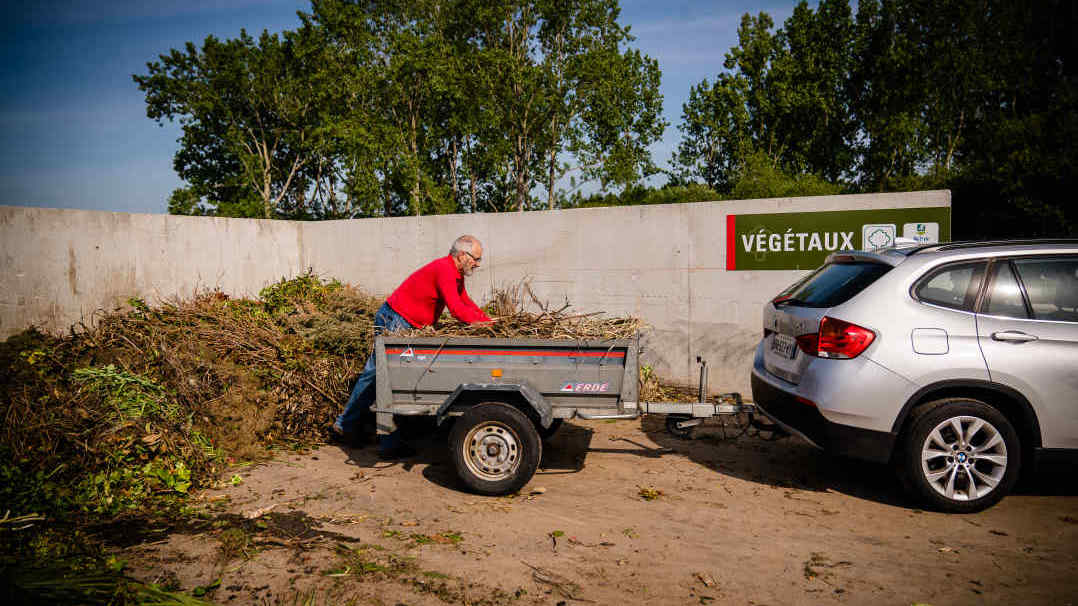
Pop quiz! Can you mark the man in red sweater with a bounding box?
[331,235,492,457]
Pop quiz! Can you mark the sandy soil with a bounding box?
[122,416,1078,605]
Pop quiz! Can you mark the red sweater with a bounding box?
[386,255,491,327]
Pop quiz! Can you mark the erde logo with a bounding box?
[560,382,610,393]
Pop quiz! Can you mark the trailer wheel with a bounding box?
[449,402,542,496]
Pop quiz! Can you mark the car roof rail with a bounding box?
[907,239,1078,255]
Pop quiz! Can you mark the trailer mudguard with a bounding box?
[435,381,553,428]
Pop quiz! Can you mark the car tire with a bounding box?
[896,398,1021,513]
[449,402,541,496]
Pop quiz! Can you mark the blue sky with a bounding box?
[1,0,801,214]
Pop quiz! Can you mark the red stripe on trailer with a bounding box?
[726,214,737,270]
[385,348,625,358]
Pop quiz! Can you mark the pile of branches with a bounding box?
[0,274,381,520]
[393,282,688,401]
[395,282,643,341]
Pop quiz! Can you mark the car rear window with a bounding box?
[774,262,892,308]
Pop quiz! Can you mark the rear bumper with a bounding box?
[751,370,897,464]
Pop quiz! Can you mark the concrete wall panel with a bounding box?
[1,190,949,395]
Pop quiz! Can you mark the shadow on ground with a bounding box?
[330,416,597,493]
[638,413,1078,507]
[327,412,1076,506]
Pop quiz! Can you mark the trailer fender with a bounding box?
[436,382,553,429]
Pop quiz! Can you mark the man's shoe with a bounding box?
[378,443,417,459]
[328,422,366,447]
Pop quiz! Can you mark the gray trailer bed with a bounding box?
[371,335,751,494]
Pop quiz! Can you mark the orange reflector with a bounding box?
[491,368,503,378]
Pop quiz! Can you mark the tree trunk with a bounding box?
[513,117,532,212]
[263,168,273,219]
[515,134,528,212]
[410,107,421,216]
[449,137,459,206]
[547,146,557,210]
[943,110,965,172]
[383,162,393,217]
[464,139,478,212]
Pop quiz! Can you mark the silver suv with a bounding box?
[751,240,1078,512]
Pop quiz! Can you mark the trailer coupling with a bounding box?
[575,393,754,421]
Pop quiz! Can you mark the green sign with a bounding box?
[725,207,951,270]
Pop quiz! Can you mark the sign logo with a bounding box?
[862,224,896,250]
[560,382,609,393]
[902,222,939,244]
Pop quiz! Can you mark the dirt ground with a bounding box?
[121,416,1078,606]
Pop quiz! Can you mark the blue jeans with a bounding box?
[336,302,413,449]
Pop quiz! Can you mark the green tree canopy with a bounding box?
[135,30,332,219]
[674,0,1077,237]
[136,0,666,218]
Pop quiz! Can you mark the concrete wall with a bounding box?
[0,209,308,336]
[1,190,949,395]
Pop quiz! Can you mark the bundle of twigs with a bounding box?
[395,281,643,341]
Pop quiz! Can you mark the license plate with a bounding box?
[771,333,796,359]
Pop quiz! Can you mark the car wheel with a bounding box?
[449,402,541,496]
[896,398,1021,513]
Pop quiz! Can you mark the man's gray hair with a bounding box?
[450,235,481,257]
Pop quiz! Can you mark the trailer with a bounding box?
[371,335,757,495]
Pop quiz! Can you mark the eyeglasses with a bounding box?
[463,251,482,263]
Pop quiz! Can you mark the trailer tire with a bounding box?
[449,402,542,496]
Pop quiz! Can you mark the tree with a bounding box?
[135,30,327,219]
[673,75,750,191]
[672,5,854,192]
[847,0,927,188]
[467,0,666,211]
[768,0,855,180]
[948,0,1078,237]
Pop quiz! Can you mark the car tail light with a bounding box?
[796,317,875,359]
[817,316,875,358]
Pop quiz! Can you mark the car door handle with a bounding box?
[991,330,1038,343]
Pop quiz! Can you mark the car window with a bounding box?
[983,262,1029,319]
[1013,257,1078,322]
[775,262,892,308]
[914,261,987,311]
